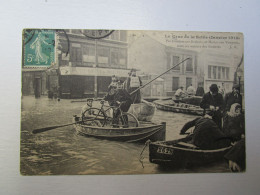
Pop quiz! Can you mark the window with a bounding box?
[208,65,230,80]
[222,67,225,79]
[110,48,127,68]
[172,56,180,71]
[226,68,230,79]
[97,47,109,68]
[70,47,82,66]
[213,66,217,79]
[82,44,95,67]
[172,77,179,91]
[208,66,212,79]
[186,77,192,89]
[218,67,221,79]
[186,58,193,72]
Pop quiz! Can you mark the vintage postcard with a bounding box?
[21,29,245,175]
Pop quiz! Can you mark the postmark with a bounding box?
[23,29,55,66]
[81,30,114,39]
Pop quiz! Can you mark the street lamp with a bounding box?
[236,68,243,94]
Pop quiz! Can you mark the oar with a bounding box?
[32,122,77,134]
[130,57,190,96]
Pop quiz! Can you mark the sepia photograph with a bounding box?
[21,29,245,175]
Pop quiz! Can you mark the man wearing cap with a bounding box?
[224,84,242,112]
[200,84,224,129]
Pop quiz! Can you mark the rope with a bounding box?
[139,139,151,168]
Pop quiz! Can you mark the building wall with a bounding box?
[198,51,237,94]
[128,35,198,97]
[22,70,48,96]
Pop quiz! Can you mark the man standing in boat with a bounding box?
[187,84,196,96]
[104,81,133,127]
[200,84,224,129]
[126,69,142,104]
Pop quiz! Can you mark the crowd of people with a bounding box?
[81,71,245,172]
[180,83,245,172]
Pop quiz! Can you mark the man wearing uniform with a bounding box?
[126,69,142,103]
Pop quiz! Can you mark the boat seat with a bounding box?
[177,142,197,149]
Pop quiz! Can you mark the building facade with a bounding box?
[197,51,238,94]
[128,34,198,97]
[57,30,129,98]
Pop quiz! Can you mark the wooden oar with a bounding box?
[32,122,77,134]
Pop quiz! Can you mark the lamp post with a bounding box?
[236,68,243,111]
[236,68,243,95]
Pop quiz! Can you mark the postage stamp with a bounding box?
[23,29,55,66]
[21,29,245,175]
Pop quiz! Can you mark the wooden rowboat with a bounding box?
[179,96,202,106]
[73,116,166,143]
[154,99,203,116]
[128,100,155,122]
[149,137,232,167]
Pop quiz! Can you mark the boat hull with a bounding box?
[73,116,165,143]
[128,101,155,122]
[154,99,203,116]
[179,96,202,106]
[149,138,232,167]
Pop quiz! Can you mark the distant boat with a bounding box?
[154,99,203,116]
[178,96,202,106]
[128,100,156,122]
[73,116,166,143]
[149,137,232,167]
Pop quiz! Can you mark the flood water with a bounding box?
[20,96,230,175]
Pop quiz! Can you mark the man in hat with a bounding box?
[126,69,142,103]
[108,75,118,89]
[224,84,242,112]
[200,84,224,129]
[179,110,231,150]
[104,83,133,127]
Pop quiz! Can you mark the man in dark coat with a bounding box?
[200,84,224,129]
[104,83,133,126]
[224,84,242,112]
[224,138,245,172]
[180,113,231,150]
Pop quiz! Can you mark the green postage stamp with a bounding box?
[23,29,55,66]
